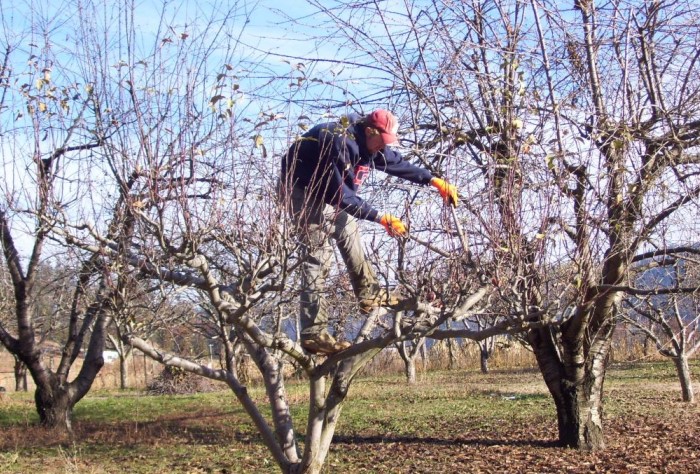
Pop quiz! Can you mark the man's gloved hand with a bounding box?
[431,177,458,206]
[379,214,407,238]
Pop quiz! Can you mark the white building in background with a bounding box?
[102,350,120,363]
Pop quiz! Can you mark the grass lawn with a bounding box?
[1,361,698,473]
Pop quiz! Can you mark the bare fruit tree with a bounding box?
[0,2,139,427]
[621,255,700,402]
[29,2,510,472]
[302,0,700,450]
[527,0,700,448]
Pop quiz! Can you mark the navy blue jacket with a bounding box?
[282,115,433,222]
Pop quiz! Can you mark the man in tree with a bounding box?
[281,109,458,355]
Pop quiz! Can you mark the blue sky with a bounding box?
[0,0,370,260]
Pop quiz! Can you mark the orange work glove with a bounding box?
[431,177,458,206]
[379,214,407,238]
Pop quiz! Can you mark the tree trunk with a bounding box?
[673,354,695,403]
[447,341,456,369]
[29,312,110,431]
[34,381,75,431]
[14,357,28,391]
[30,344,107,431]
[397,340,423,384]
[446,321,456,369]
[528,324,611,450]
[405,357,417,384]
[532,352,607,449]
[419,341,428,372]
[555,351,608,450]
[642,335,651,357]
[480,346,490,374]
[119,353,128,389]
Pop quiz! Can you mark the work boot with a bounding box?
[301,333,352,355]
[359,287,401,314]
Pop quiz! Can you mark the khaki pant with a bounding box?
[287,185,378,338]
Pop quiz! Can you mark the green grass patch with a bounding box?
[72,389,248,423]
[1,360,697,473]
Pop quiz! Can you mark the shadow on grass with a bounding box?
[76,412,262,445]
[1,411,262,451]
[332,434,560,448]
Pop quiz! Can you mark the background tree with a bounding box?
[621,256,700,402]
[396,334,427,384]
[107,279,195,390]
[0,3,137,428]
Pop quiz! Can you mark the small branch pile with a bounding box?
[147,365,220,395]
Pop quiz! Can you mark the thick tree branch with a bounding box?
[125,334,292,469]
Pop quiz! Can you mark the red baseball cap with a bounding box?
[367,109,399,145]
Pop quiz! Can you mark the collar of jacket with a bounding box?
[348,120,377,161]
